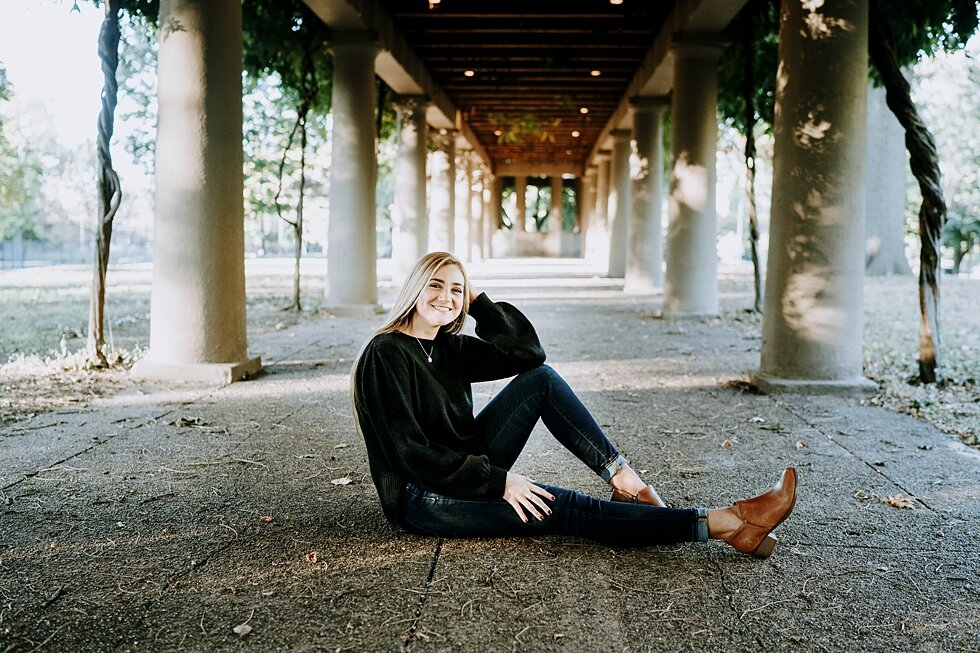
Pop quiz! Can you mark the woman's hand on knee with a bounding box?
[503,472,555,523]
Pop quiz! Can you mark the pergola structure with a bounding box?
[132,0,876,397]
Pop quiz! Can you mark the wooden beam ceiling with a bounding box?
[379,0,674,171]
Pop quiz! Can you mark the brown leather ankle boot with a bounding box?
[724,467,798,558]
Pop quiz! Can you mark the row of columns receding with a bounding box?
[133,0,874,396]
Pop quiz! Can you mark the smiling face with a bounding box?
[410,264,465,336]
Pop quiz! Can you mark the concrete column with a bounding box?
[325,35,380,311]
[470,161,485,261]
[562,176,584,257]
[865,83,910,275]
[454,150,472,261]
[514,176,528,232]
[580,167,597,261]
[626,96,669,293]
[428,129,456,252]
[391,94,429,283]
[752,0,874,395]
[486,172,500,257]
[586,154,611,270]
[547,175,563,256]
[607,129,632,278]
[133,0,260,384]
[663,42,723,315]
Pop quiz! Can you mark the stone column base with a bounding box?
[624,280,661,296]
[131,356,263,385]
[748,371,876,397]
[660,310,717,319]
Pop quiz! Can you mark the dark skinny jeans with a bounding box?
[399,365,703,547]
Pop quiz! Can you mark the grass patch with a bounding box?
[862,276,979,446]
[719,272,978,447]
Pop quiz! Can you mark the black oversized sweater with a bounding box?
[354,293,546,525]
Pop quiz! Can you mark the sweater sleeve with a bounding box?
[356,340,508,500]
[460,292,547,382]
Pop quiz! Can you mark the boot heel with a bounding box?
[752,534,778,558]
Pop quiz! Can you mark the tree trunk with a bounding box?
[742,7,762,313]
[276,49,317,312]
[952,246,964,276]
[293,116,307,311]
[868,1,947,384]
[86,0,122,367]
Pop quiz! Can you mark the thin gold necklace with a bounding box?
[414,336,434,363]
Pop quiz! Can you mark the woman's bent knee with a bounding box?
[516,364,559,384]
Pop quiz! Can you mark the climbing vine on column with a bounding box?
[868,1,948,384]
[86,0,122,367]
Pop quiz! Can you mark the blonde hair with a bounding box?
[376,251,471,338]
[350,252,471,435]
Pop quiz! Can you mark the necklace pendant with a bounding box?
[413,335,435,363]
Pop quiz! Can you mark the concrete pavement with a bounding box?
[1,258,978,652]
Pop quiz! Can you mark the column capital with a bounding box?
[430,128,457,151]
[392,94,429,117]
[455,149,474,170]
[670,35,727,59]
[593,150,611,164]
[629,95,671,112]
[328,31,380,52]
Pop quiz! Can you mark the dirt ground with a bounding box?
[1,259,978,652]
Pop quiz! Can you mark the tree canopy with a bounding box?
[0,64,10,120]
[105,0,336,122]
[242,0,333,116]
[718,0,980,132]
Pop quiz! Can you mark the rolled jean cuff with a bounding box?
[598,453,630,483]
[694,507,709,543]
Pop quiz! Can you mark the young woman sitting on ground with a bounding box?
[351,252,797,557]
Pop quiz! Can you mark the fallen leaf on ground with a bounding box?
[750,416,765,423]
[882,493,915,509]
[334,443,349,449]
[721,439,736,447]
[259,516,273,523]
[305,551,318,563]
[795,440,806,449]
[331,477,352,485]
[175,416,207,427]
[233,623,252,637]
